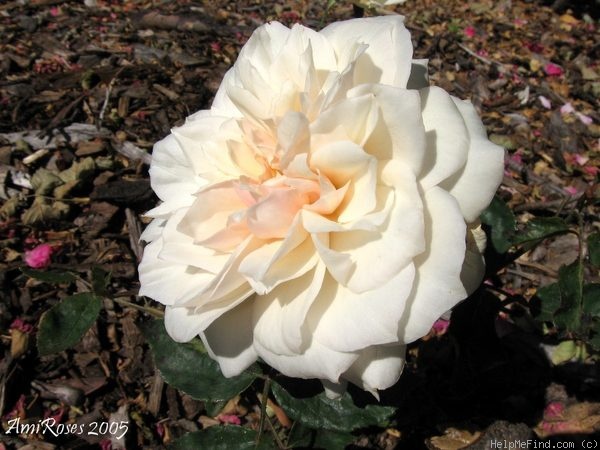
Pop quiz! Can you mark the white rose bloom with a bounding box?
[139,15,504,396]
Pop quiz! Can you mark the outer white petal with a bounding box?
[320,15,413,88]
[310,94,379,149]
[308,264,415,352]
[148,134,204,214]
[164,306,204,342]
[158,209,230,274]
[211,68,243,117]
[252,263,326,356]
[440,97,505,222]
[140,218,165,242]
[253,338,358,383]
[173,116,245,180]
[200,299,258,377]
[350,84,425,176]
[398,187,467,343]
[461,223,487,294]
[418,87,470,190]
[212,22,291,115]
[343,345,406,395]
[138,238,213,306]
[271,24,338,85]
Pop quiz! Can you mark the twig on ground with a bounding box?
[125,208,144,263]
[97,69,123,131]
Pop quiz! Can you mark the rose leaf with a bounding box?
[480,196,516,253]
[553,261,584,333]
[582,284,600,317]
[168,426,275,450]
[287,423,355,450]
[513,217,570,246]
[271,382,395,433]
[588,232,600,269]
[21,267,76,284]
[142,320,258,402]
[37,293,102,355]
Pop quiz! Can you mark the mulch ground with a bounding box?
[0,0,598,448]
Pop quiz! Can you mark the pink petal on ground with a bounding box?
[463,26,476,38]
[544,63,564,77]
[564,186,579,195]
[560,102,575,114]
[576,112,593,125]
[574,154,589,166]
[218,414,241,425]
[9,318,34,334]
[538,96,552,109]
[544,401,565,420]
[584,166,599,176]
[24,243,53,269]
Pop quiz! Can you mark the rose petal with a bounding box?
[320,15,413,88]
[307,262,415,352]
[200,299,259,377]
[148,134,205,215]
[309,160,424,294]
[239,217,317,295]
[343,344,406,395]
[440,97,505,222]
[398,187,467,343]
[138,238,214,306]
[252,263,326,355]
[418,87,470,189]
[351,84,425,175]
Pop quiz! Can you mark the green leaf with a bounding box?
[142,320,257,402]
[271,382,395,433]
[169,426,274,450]
[589,233,600,269]
[480,196,516,253]
[205,399,228,417]
[21,267,76,284]
[37,293,102,355]
[588,322,600,351]
[534,282,561,323]
[288,423,354,450]
[583,284,600,317]
[553,261,584,332]
[513,217,570,246]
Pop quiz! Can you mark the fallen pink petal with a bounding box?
[10,318,34,334]
[24,243,53,269]
[544,401,565,420]
[573,154,589,166]
[560,102,575,114]
[576,112,593,125]
[544,63,564,77]
[463,26,476,38]
[564,186,579,195]
[538,95,552,109]
[218,414,242,425]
